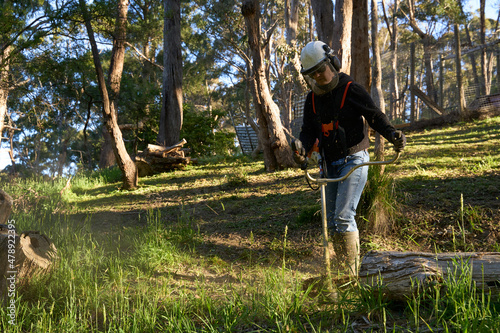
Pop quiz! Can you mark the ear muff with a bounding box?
[322,44,341,71]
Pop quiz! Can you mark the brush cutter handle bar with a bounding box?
[305,151,401,184]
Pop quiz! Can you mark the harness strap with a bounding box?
[312,92,316,114]
[340,81,352,109]
[319,81,352,137]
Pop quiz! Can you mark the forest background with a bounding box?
[0,0,498,179]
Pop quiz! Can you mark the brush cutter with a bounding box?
[304,151,401,289]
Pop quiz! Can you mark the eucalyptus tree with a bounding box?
[156,0,182,147]
[381,0,402,120]
[371,0,386,162]
[9,40,96,176]
[0,0,69,171]
[202,0,261,144]
[350,0,370,90]
[79,0,138,189]
[457,0,481,98]
[242,0,295,171]
[401,0,464,104]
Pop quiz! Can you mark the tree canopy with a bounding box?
[0,0,498,177]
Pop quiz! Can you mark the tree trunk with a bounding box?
[108,0,128,105]
[458,0,481,99]
[0,190,13,225]
[454,24,466,114]
[384,0,400,120]
[370,0,386,166]
[99,129,117,169]
[282,0,307,133]
[157,0,183,147]
[407,0,437,103]
[332,0,353,74]
[242,0,295,171]
[79,0,138,190]
[359,251,500,300]
[310,0,334,47]
[98,0,131,169]
[350,0,370,91]
[480,0,490,95]
[0,45,10,146]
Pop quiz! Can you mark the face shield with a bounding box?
[303,61,339,96]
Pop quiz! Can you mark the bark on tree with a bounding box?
[282,0,307,132]
[381,0,400,120]
[79,0,138,190]
[0,45,10,148]
[157,0,183,147]
[407,0,437,103]
[310,0,334,47]
[99,129,117,169]
[370,0,386,166]
[350,0,370,91]
[241,0,295,171]
[332,0,353,74]
[359,251,500,300]
[479,0,490,95]
[308,0,352,73]
[458,0,481,99]
[98,0,132,169]
[0,190,13,225]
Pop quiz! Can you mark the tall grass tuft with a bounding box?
[404,257,498,332]
[359,164,398,236]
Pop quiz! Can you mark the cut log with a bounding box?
[0,230,57,298]
[134,139,190,176]
[146,138,187,155]
[359,251,500,300]
[0,190,13,225]
[135,157,154,177]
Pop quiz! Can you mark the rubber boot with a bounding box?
[332,231,360,278]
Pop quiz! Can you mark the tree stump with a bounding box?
[0,191,58,299]
[359,251,500,300]
[0,230,58,298]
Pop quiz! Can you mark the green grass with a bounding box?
[1,116,499,332]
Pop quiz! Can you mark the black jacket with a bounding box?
[299,73,396,164]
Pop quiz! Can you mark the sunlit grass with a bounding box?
[1,116,499,331]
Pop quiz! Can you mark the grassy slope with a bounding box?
[65,115,500,255]
[1,116,499,332]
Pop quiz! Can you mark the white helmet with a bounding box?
[300,41,341,94]
[300,41,329,75]
[300,41,340,75]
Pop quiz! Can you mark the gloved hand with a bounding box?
[309,151,322,166]
[391,130,406,152]
[291,139,307,169]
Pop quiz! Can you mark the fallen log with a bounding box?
[359,251,500,300]
[135,139,191,176]
[146,139,187,155]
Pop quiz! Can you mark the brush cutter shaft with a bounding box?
[305,151,400,184]
[305,151,400,285]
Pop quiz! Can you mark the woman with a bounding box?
[292,41,406,277]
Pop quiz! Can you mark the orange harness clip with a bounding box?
[321,121,338,137]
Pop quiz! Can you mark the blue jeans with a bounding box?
[325,150,369,233]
